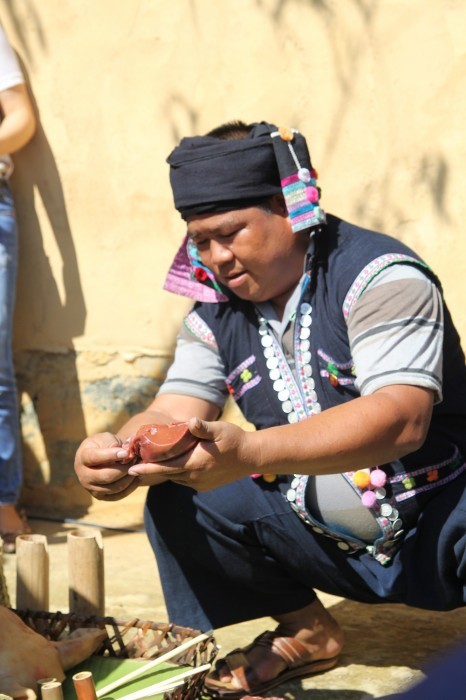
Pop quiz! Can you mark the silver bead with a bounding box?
[300,302,312,314]
[261,335,273,347]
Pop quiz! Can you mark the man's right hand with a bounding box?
[74,432,139,501]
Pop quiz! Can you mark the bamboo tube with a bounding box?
[40,681,64,700]
[37,678,57,694]
[15,534,49,611]
[95,632,210,698]
[73,672,98,700]
[68,529,105,616]
[38,678,57,700]
[37,678,57,687]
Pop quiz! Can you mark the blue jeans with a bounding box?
[0,180,22,506]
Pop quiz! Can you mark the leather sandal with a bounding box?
[203,629,339,698]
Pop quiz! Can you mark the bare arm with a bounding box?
[0,83,36,153]
[253,384,433,474]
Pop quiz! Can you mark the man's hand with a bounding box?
[74,396,221,499]
[127,418,257,491]
[74,432,147,501]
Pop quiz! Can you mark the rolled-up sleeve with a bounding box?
[157,310,228,408]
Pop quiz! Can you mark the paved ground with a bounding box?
[3,489,466,699]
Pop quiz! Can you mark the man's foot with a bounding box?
[0,505,32,554]
[204,598,344,698]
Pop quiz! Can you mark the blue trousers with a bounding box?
[144,472,466,631]
[0,181,22,506]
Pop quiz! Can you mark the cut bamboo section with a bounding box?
[40,681,64,700]
[16,534,49,611]
[73,671,98,700]
[0,539,10,606]
[68,529,105,616]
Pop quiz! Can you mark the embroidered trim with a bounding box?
[389,448,466,502]
[226,355,256,382]
[320,371,354,386]
[342,255,431,319]
[233,375,262,400]
[285,452,465,566]
[395,463,466,501]
[317,348,354,369]
[255,277,321,424]
[271,329,309,421]
[164,235,229,303]
[390,448,462,484]
[317,349,356,387]
[342,470,404,564]
[225,355,262,400]
[282,474,403,561]
[183,311,218,349]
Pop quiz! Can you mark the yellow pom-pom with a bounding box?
[262,474,277,483]
[353,469,371,489]
[278,126,294,142]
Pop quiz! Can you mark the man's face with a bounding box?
[186,196,309,315]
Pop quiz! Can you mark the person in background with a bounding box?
[75,120,466,698]
[0,23,36,553]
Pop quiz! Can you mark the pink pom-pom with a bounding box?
[370,468,387,488]
[306,186,319,203]
[361,490,377,508]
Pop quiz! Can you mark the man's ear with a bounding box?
[271,193,288,217]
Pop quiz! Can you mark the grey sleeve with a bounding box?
[347,264,444,402]
[157,316,228,409]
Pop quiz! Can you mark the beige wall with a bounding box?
[0,0,465,513]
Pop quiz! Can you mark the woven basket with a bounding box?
[13,609,218,699]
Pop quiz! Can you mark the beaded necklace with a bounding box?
[257,275,321,422]
[254,278,407,563]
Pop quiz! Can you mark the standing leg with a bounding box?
[0,183,27,549]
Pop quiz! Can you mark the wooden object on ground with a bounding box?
[38,677,58,700]
[16,533,49,611]
[41,681,64,700]
[67,528,105,617]
[72,672,98,700]
[0,539,10,606]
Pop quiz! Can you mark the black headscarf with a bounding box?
[167,120,325,234]
[167,122,282,219]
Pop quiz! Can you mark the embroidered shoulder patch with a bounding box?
[343,254,432,319]
[183,310,218,349]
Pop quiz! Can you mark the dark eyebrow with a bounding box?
[187,216,241,240]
